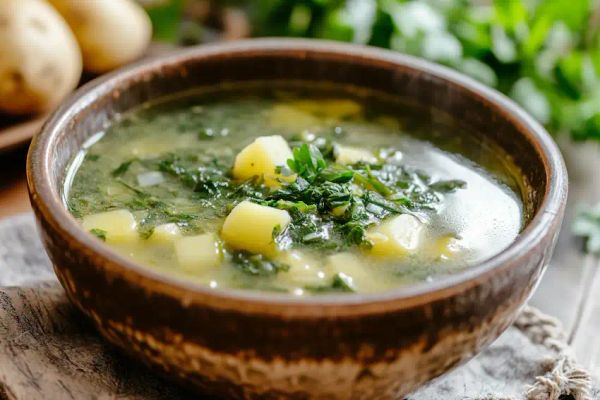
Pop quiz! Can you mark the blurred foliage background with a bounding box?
[141,0,600,142]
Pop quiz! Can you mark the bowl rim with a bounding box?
[27,38,568,315]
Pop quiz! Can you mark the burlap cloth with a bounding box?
[1,214,598,399]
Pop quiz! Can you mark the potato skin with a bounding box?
[0,0,82,115]
[48,0,152,73]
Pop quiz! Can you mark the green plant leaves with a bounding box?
[244,0,600,142]
[574,203,600,254]
[510,78,551,124]
[141,0,600,141]
[287,144,328,182]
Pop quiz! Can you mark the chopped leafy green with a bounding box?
[157,154,265,200]
[272,224,283,240]
[429,179,468,193]
[332,272,355,291]
[287,143,327,182]
[230,251,290,276]
[573,203,600,254]
[111,159,136,177]
[262,139,465,251]
[305,272,356,293]
[198,127,214,140]
[89,228,107,241]
[144,0,186,42]
[117,179,198,237]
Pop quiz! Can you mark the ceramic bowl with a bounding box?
[27,39,567,399]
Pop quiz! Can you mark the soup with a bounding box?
[65,83,523,295]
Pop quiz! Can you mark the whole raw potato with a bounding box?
[0,0,82,115]
[48,0,152,73]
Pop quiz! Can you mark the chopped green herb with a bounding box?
[111,159,136,177]
[272,224,283,240]
[257,139,465,251]
[305,273,356,293]
[230,251,290,276]
[198,127,216,140]
[89,228,107,241]
[430,180,468,193]
[287,143,327,182]
[332,273,355,291]
[117,178,199,237]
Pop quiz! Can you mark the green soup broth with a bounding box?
[65,82,524,295]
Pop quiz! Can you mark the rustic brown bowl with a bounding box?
[27,39,567,399]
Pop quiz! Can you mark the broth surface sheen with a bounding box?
[66,83,523,295]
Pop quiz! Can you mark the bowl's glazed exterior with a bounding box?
[27,39,567,399]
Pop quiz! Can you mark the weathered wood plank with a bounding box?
[0,285,195,400]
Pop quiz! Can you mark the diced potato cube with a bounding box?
[130,138,172,157]
[334,145,377,165]
[221,201,291,256]
[374,115,401,130]
[291,99,363,119]
[175,233,221,272]
[82,209,137,243]
[232,135,294,188]
[331,204,350,217]
[270,104,320,130]
[325,252,369,291]
[275,251,327,287]
[366,214,424,257]
[149,223,180,244]
[433,235,464,260]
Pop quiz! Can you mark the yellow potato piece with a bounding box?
[433,235,463,260]
[82,209,137,243]
[270,104,320,130]
[374,115,401,130]
[175,233,221,272]
[366,214,424,257]
[290,99,363,119]
[149,223,180,244]
[221,201,291,256]
[331,204,350,217]
[275,251,327,287]
[334,145,378,165]
[232,135,294,188]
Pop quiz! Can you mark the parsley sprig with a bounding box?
[230,251,291,276]
[286,143,328,182]
[263,143,465,251]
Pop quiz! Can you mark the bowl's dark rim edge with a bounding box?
[27,38,568,316]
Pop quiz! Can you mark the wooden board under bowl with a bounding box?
[0,114,47,153]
